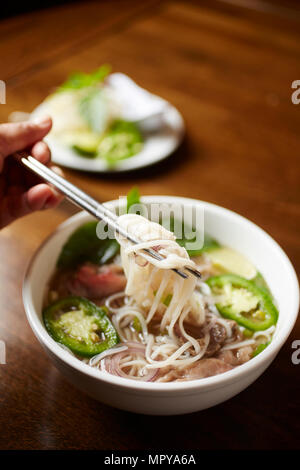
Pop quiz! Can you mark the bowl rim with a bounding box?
[23,196,300,393]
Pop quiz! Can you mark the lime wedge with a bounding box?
[207,247,257,280]
[62,131,101,156]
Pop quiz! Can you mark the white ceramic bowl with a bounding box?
[23,197,299,415]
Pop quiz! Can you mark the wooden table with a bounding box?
[0,0,299,450]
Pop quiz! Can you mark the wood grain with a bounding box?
[0,0,299,450]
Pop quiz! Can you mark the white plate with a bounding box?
[31,94,184,173]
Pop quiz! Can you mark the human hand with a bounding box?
[0,116,63,228]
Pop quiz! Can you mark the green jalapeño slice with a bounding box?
[43,296,119,357]
[206,274,278,331]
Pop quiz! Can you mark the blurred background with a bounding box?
[0,0,299,451]
[1,0,299,254]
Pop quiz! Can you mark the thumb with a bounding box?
[0,116,52,167]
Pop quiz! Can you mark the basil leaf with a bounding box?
[57,221,119,269]
[127,187,141,213]
[252,342,270,357]
[57,65,111,91]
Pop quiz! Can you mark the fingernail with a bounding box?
[32,115,52,128]
[43,196,55,210]
[51,188,61,198]
[51,165,64,177]
[43,201,53,210]
[43,188,61,209]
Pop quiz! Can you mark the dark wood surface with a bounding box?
[0,0,299,450]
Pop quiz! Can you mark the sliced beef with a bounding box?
[205,323,227,357]
[227,320,243,343]
[159,358,233,382]
[67,263,126,299]
[174,320,228,357]
[182,358,233,380]
[217,346,253,366]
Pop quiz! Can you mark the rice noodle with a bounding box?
[84,213,275,381]
[253,325,276,343]
[221,339,256,351]
[100,341,158,381]
[105,291,129,313]
[113,214,207,372]
[112,307,148,342]
[89,345,129,367]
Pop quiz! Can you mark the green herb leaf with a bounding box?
[252,342,270,357]
[127,187,141,213]
[57,65,111,91]
[57,221,119,269]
